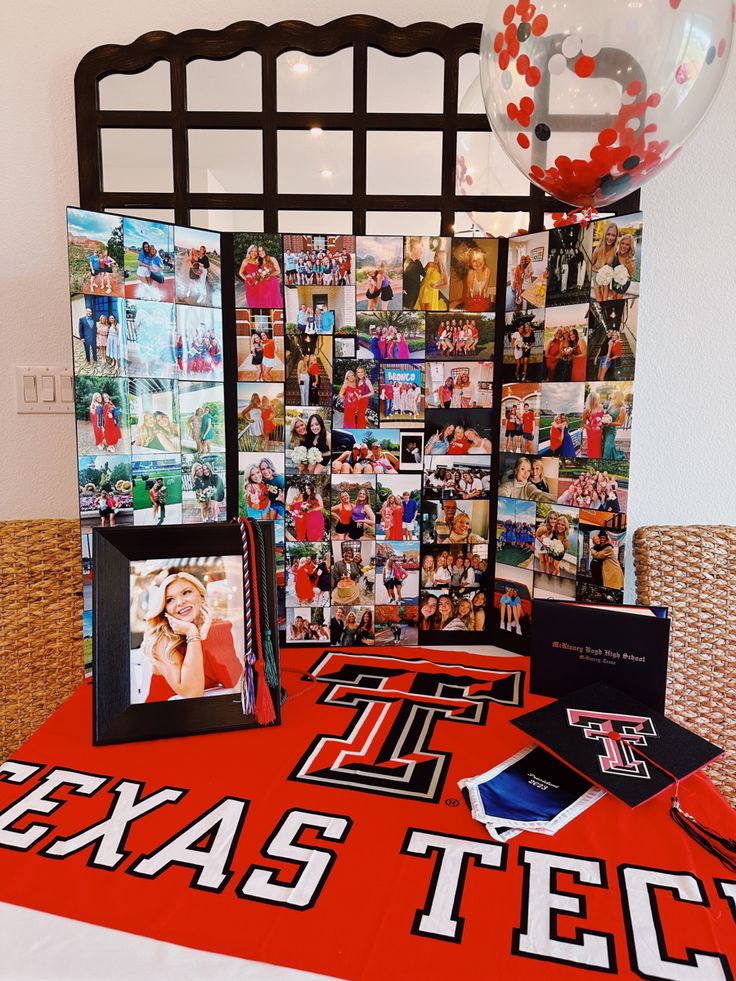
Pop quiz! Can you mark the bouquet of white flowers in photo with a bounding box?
[601,413,613,426]
[291,446,308,467]
[307,447,323,467]
[613,264,630,286]
[541,536,565,559]
[595,264,614,287]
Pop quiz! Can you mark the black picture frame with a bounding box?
[93,522,280,744]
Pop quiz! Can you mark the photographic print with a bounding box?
[179,381,225,458]
[375,540,420,605]
[419,589,487,632]
[423,497,489,546]
[285,284,355,336]
[375,603,418,646]
[425,312,494,360]
[332,428,401,475]
[500,382,541,455]
[587,298,637,382]
[546,224,593,307]
[356,310,425,361]
[590,213,642,302]
[498,452,559,502]
[330,476,377,540]
[533,572,577,601]
[557,458,629,512]
[425,408,492,457]
[237,382,284,453]
[577,521,626,592]
[131,456,182,527]
[495,497,536,569]
[542,304,589,382]
[129,378,181,458]
[285,541,333,608]
[425,360,493,409]
[236,309,285,382]
[285,329,332,409]
[534,503,579,580]
[175,227,222,308]
[67,208,124,297]
[582,381,634,461]
[449,238,498,312]
[376,474,421,541]
[123,300,177,379]
[506,230,548,312]
[379,363,425,427]
[234,233,284,309]
[332,359,379,429]
[285,408,331,475]
[423,458,490,500]
[335,335,356,359]
[123,217,175,303]
[421,543,489,590]
[72,294,126,378]
[538,382,586,457]
[285,473,330,543]
[400,432,424,470]
[282,234,354,288]
[503,310,544,383]
[330,540,376,610]
[494,563,533,638]
[356,236,403,311]
[238,452,285,521]
[182,456,226,525]
[78,455,133,527]
[402,236,451,311]
[286,607,331,642]
[177,306,224,382]
[75,375,130,457]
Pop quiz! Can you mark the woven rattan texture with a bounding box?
[0,520,84,761]
[634,525,736,806]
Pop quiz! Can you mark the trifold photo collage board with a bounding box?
[67,209,642,659]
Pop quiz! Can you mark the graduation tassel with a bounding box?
[237,517,277,725]
[237,517,257,717]
[252,520,280,689]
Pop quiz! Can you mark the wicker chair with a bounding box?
[0,520,85,761]
[633,525,736,806]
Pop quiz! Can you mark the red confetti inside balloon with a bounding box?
[517,133,530,149]
[718,38,726,55]
[675,63,689,84]
[575,55,596,78]
[526,66,542,86]
[505,23,516,43]
[531,14,547,36]
[647,92,662,107]
[517,112,531,128]
[507,102,519,120]
[508,36,520,57]
[494,32,504,53]
[598,128,617,146]
[520,96,535,114]
[670,0,681,8]
[499,50,510,70]
[503,4,516,25]
[627,80,643,97]
[517,54,531,73]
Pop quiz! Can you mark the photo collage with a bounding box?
[497,213,642,647]
[67,208,227,664]
[234,234,497,646]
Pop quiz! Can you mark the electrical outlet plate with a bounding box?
[15,365,74,414]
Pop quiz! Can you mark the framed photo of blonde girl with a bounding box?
[93,523,280,744]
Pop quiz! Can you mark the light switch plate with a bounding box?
[15,365,74,414]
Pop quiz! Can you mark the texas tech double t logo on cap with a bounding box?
[566,709,658,779]
[290,652,525,801]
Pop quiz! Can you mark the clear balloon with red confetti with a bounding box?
[479,0,734,207]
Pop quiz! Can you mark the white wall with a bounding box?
[2,1,735,564]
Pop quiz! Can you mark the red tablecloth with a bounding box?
[1,646,734,980]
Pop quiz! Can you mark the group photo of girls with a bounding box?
[179,383,225,457]
[129,378,180,457]
[357,310,425,361]
[504,310,544,383]
[282,234,354,287]
[375,542,419,606]
[590,215,642,302]
[418,589,487,632]
[546,224,592,307]
[75,376,129,456]
[123,217,175,303]
[332,359,379,429]
[285,285,355,337]
[284,473,329,543]
[379,364,425,424]
[426,360,494,410]
[557,459,629,512]
[78,455,133,527]
[542,305,589,382]
[423,461,490,500]
[234,233,283,310]
[534,503,579,579]
[448,238,498,312]
[67,208,125,297]
[376,477,420,541]
[495,497,537,568]
[425,313,494,360]
[176,307,223,381]
[331,430,401,475]
[587,298,637,382]
[131,457,183,526]
[330,479,377,540]
[356,236,403,311]
[123,300,178,379]
[425,408,493,457]
[506,231,548,313]
[238,453,285,521]
[175,229,222,309]
[72,294,126,378]
[403,236,451,310]
[500,385,541,455]
[182,458,226,524]
[285,408,331,474]
[237,382,284,453]
[236,310,286,382]
[420,544,488,589]
[286,609,331,643]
